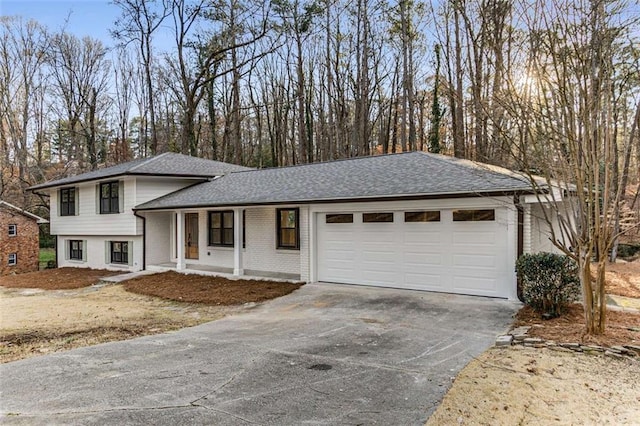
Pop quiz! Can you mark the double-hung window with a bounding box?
[8,253,17,266]
[8,224,17,236]
[208,211,234,246]
[277,208,299,250]
[111,241,128,264]
[100,182,119,214]
[208,211,246,247]
[60,187,76,216]
[69,240,83,261]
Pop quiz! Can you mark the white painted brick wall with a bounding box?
[244,207,301,276]
[57,235,143,271]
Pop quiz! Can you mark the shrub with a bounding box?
[516,252,580,318]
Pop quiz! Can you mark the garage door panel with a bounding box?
[404,252,442,266]
[317,210,511,298]
[452,254,496,267]
[403,231,442,244]
[404,272,446,288]
[453,276,497,294]
[452,231,496,245]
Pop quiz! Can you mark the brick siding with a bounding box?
[0,207,40,275]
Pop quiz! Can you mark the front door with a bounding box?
[185,213,199,259]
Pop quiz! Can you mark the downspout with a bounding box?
[133,210,146,270]
[514,194,524,302]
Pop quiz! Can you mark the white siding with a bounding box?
[51,177,138,236]
[529,203,565,254]
[145,212,172,265]
[57,235,143,271]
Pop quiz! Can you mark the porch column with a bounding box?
[233,207,244,276]
[176,210,185,270]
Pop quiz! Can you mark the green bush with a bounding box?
[516,252,580,318]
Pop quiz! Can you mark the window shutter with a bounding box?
[127,241,134,266]
[119,181,125,213]
[105,241,111,264]
[58,189,63,217]
[74,187,80,215]
[64,239,70,260]
[96,184,101,214]
[82,240,87,262]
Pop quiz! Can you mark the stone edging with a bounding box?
[496,326,640,361]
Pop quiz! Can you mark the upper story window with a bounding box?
[277,208,299,250]
[8,224,17,236]
[60,187,76,216]
[8,253,17,266]
[100,182,119,214]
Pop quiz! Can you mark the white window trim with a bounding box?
[8,224,17,236]
[8,253,17,266]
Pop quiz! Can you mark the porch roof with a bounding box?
[134,152,537,211]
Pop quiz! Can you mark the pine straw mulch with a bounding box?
[514,304,640,347]
[0,268,121,290]
[603,260,640,299]
[123,271,303,305]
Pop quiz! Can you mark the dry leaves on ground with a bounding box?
[604,260,640,299]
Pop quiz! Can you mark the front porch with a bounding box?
[141,206,307,282]
[147,262,301,282]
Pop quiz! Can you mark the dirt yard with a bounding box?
[428,259,640,425]
[427,346,640,425]
[0,269,302,363]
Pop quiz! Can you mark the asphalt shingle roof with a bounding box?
[29,153,251,190]
[135,152,536,210]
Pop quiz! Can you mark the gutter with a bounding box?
[133,211,146,270]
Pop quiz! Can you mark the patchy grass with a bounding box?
[123,271,303,305]
[1,269,303,363]
[38,248,56,271]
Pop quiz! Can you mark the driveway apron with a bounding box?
[0,283,518,425]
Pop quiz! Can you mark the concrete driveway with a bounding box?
[0,283,518,425]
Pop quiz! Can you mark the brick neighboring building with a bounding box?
[0,200,48,275]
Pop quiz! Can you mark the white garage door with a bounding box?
[317,208,512,298]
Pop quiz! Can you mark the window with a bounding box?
[405,211,440,222]
[277,208,299,249]
[60,187,76,216]
[69,240,83,261]
[326,214,353,224]
[363,212,394,223]
[8,224,17,236]
[110,241,128,264]
[209,211,234,246]
[453,209,495,221]
[8,253,17,266]
[100,181,119,214]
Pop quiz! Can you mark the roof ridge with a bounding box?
[417,151,528,183]
[128,152,168,172]
[225,151,421,175]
